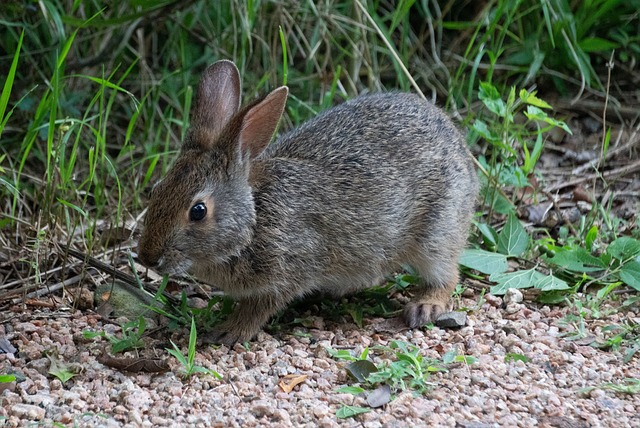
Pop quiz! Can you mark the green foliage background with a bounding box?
[0,0,638,294]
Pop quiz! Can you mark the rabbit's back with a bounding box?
[266,93,470,165]
[251,93,478,295]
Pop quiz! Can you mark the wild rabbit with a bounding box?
[137,60,478,345]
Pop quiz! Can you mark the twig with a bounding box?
[572,130,638,175]
[593,52,615,198]
[66,247,141,288]
[4,274,83,304]
[0,265,69,291]
[546,158,640,192]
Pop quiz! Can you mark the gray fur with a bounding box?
[137,61,479,345]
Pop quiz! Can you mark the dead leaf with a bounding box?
[572,186,593,203]
[278,374,308,393]
[520,202,553,225]
[97,354,170,373]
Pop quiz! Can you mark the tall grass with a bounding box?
[0,0,637,280]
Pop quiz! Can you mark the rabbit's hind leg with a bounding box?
[401,251,459,328]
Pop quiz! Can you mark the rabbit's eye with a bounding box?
[189,202,207,222]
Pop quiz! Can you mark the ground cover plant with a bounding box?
[0,0,639,425]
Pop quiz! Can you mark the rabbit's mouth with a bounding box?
[153,254,193,277]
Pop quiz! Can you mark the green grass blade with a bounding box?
[279,25,288,86]
[0,29,24,138]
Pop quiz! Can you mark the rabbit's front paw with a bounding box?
[200,321,258,346]
[403,300,449,328]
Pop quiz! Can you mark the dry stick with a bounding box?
[553,98,637,120]
[547,158,640,193]
[8,275,83,305]
[0,265,68,291]
[594,52,615,197]
[66,247,141,287]
[572,131,636,176]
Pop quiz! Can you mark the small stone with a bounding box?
[484,294,502,307]
[505,303,522,314]
[25,393,56,407]
[435,311,467,328]
[11,403,45,420]
[504,288,524,304]
[250,400,273,418]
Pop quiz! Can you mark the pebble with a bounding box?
[11,403,45,420]
[504,288,524,304]
[435,311,468,328]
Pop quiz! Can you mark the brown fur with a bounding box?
[137,60,479,345]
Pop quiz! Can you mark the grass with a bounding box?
[1,0,639,364]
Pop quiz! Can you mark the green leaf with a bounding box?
[478,81,507,117]
[476,223,498,247]
[0,374,16,383]
[524,106,572,134]
[534,274,570,292]
[326,348,358,361]
[537,289,575,304]
[335,386,365,395]
[585,225,598,252]
[489,269,546,295]
[607,237,640,260]
[619,261,640,291]
[442,349,457,364]
[0,30,23,139]
[346,360,378,383]
[459,249,509,275]
[579,37,619,53]
[347,305,364,328]
[497,212,529,256]
[544,248,607,272]
[336,405,370,419]
[82,330,105,340]
[187,317,197,368]
[472,120,495,141]
[519,89,552,109]
[505,353,530,363]
[454,355,477,364]
[167,342,188,367]
[522,131,544,175]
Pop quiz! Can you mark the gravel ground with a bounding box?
[1,290,639,428]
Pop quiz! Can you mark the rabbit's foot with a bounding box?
[403,301,448,328]
[200,295,285,346]
[200,321,260,346]
[403,284,455,328]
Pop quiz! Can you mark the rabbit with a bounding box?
[137,60,479,346]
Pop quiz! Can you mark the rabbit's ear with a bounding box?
[238,86,288,159]
[190,60,241,148]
